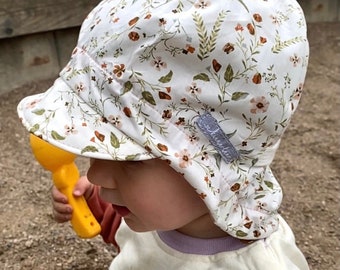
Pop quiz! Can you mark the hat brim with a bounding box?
[17,77,154,161]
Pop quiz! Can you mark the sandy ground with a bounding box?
[0,22,339,270]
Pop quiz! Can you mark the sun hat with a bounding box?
[18,0,309,239]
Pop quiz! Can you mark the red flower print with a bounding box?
[293,83,303,100]
[250,96,270,114]
[260,36,267,44]
[157,143,168,152]
[290,54,301,67]
[113,64,125,78]
[194,0,211,9]
[123,107,132,117]
[253,13,262,23]
[94,131,105,142]
[151,56,167,71]
[175,149,192,168]
[199,193,207,199]
[223,42,235,54]
[107,115,122,128]
[176,117,185,125]
[186,82,202,95]
[159,18,167,27]
[212,59,221,72]
[128,31,140,41]
[25,98,41,109]
[247,23,255,35]
[162,110,172,120]
[252,73,262,84]
[128,17,139,26]
[64,124,78,135]
[75,82,86,94]
[235,23,244,31]
[183,44,195,54]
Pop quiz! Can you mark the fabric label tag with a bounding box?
[196,112,239,164]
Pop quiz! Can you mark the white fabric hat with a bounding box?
[18,0,309,239]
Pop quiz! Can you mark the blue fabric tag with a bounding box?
[196,112,239,164]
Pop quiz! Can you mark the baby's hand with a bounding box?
[51,175,94,223]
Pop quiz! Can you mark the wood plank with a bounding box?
[55,27,80,68]
[0,28,80,95]
[299,0,339,22]
[1,1,338,40]
[0,0,100,39]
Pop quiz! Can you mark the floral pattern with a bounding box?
[18,0,309,239]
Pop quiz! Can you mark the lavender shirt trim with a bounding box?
[196,112,239,164]
[157,230,250,255]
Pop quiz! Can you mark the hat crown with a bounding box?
[67,0,308,163]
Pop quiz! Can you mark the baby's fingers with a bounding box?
[52,186,67,203]
[51,186,73,223]
[53,210,72,223]
[52,200,73,223]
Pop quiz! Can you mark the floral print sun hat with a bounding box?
[18,0,309,240]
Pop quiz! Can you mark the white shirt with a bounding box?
[110,217,309,270]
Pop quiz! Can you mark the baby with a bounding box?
[18,0,310,269]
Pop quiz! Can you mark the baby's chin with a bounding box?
[122,216,172,233]
[112,204,131,217]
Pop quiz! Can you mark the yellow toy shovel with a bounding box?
[30,134,101,238]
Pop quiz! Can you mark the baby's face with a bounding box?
[87,158,209,233]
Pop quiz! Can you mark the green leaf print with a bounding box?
[238,149,254,155]
[193,73,210,81]
[110,132,120,148]
[236,230,248,238]
[264,181,274,189]
[123,81,133,93]
[271,34,306,54]
[251,158,258,167]
[81,146,99,154]
[125,154,141,161]
[214,153,222,170]
[32,109,45,115]
[226,129,237,139]
[224,64,234,83]
[193,10,228,60]
[158,70,173,83]
[29,124,40,133]
[51,131,65,140]
[231,92,249,101]
[142,91,156,106]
